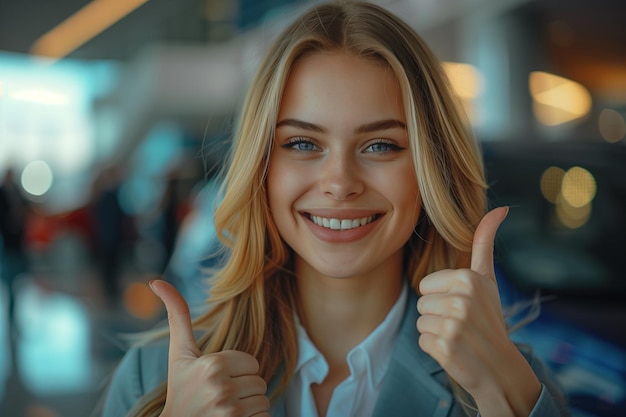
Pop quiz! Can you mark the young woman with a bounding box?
[102,1,569,416]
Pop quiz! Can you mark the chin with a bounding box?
[307,262,368,280]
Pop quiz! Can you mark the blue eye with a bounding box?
[282,138,321,151]
[364,141,403,153]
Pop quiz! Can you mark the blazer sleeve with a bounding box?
[526,350,571,417]
[101,346,146,417]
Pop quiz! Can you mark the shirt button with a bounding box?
[439,399,449,408]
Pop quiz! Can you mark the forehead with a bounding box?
[278,51,405,123]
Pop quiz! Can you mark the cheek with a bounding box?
[266,160,303,213]
[376,167,420,214]
[266,163,307,247]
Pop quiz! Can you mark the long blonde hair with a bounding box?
[129,1,486,415]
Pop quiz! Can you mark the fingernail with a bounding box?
[148,280,160,297]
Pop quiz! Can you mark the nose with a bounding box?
[319,153,364,200]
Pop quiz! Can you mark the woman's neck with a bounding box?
[295,255,404,368]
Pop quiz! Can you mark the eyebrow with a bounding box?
[276,118,406,134]
[355,119,406,134]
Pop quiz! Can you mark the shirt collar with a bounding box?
[294,316,328,384]
[294,282,408,387]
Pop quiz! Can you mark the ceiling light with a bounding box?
[30,0,149,62]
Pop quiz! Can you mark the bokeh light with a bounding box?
[598,108,626,143]
[561,166,597,208]
[21,160,54,196]
[442,62,484,126]
[123,281,162,319]
[556,198,592,229]
[529,71,592,126]
[540,166,566,203]
[442,62,484,99]
[540,165,597,229]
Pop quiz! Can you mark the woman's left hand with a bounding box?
[416,207,541,417]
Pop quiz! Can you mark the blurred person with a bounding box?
[162,178,222,311]
[159,168,195,274]
[102,2,569,417]
[89,165,133,306]
[0,168,29,326]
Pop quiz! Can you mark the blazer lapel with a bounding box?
[268,289,455,417]
[269,395,287,417]
[268,370,287,417]
[371,290,454,417]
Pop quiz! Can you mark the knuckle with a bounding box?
[416,297,423,313]
[415,315,426,332]
[257,376,268,394]
[457,270,480,295]
[204,354,227,376]
[434,337,449,358]
[456,269,473,285]
[442,317,460,337]
[450,296,471,319]
[258,396,271,412]
[437,336,456,360]
[418,333,433,353]
[249,395,270,413]
[227,404,243,416]
[209,383,234,404]
[215,404,236,416]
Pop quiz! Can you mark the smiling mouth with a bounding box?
[307,214,381,230]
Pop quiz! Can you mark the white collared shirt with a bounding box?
[285,283,408,417]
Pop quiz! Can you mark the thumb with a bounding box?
[470,206,509,277]
[150,279,201,359]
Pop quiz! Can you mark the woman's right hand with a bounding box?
[150,280,270,417]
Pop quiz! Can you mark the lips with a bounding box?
[307,213,380,230]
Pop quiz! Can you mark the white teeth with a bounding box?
[310,215,376,230]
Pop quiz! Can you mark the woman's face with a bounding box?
[267,51,421,280]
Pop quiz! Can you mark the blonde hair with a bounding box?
[129,1,486,415]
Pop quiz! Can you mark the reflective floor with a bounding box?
[0,235,165,417]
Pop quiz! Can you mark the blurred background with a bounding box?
[0,0,625,416]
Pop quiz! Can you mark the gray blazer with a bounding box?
[102,290,569,417]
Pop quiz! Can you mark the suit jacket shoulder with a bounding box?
[101,338,169,417]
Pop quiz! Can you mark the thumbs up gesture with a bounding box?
[416,207,541,417]
[149,280,271,417]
